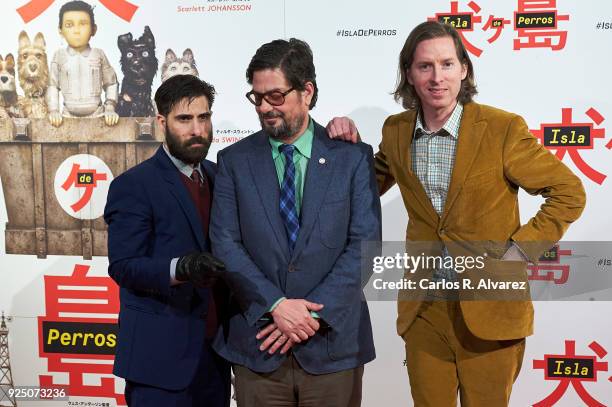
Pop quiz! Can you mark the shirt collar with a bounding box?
[269,117,314,159]
[414,102,463,140]
[163,144,203,179]
[67,45,92,57]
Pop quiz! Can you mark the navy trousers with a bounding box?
[125,340,230,407]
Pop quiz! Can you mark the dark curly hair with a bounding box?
[246,38,318,109]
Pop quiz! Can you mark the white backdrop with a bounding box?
[0,0,611,406]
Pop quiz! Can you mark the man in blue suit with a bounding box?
[104,75,230,406]
[210,38,382,406]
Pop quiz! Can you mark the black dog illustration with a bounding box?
[116,26,158,117]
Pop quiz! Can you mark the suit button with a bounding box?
[288,264,296,273]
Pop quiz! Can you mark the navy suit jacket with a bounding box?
[210,121,381,374]
[104,146,218,390]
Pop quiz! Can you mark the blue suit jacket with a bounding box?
[104,146,219,390]
[210,121,381,374]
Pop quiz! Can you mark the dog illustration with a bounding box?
[116,26,158,117]
[16,31,48,119]
[0,54,22,120]
[161,48,199,82]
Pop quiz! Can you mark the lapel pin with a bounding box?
[319,157,326,164]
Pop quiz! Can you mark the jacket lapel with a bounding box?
[291,123,335,259]
[441,102,487,224]
[397,111,440,221]
[201,159,216,188]
[154,147,206,249]
[247,133,291,261]
[397,111,416,174]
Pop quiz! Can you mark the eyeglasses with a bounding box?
[245,87,295,107]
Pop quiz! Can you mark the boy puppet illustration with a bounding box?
[48,0,119,127]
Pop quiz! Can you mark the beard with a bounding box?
[165,124,212,165]
[259,110,306,141]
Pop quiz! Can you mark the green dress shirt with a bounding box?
[268,118,314,215]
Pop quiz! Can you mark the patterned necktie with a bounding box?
[279,144,299,252]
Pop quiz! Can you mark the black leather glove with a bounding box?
[175,252,226,287]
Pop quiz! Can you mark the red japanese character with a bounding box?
[527,245,572,284]
[531,108,607,184]
[60,163,108,213]
[513,0,570,50]
[430,1,483,56]
[37,264,125,405]
[482,15,511,43]
[18,0,138,23]
[533,340,608,407]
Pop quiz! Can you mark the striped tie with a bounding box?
[278,144,299,252]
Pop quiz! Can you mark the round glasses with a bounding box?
[245,87,295,107]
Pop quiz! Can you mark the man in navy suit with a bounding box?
[104,74,230,406]
[210,38,382,406]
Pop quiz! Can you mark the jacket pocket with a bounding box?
[318,200,349,248]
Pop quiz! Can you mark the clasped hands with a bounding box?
[256,298,324,355]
